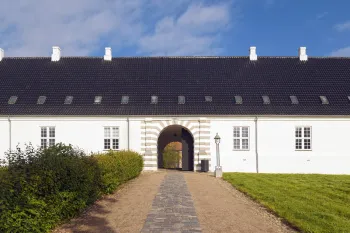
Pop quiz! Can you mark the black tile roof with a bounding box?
[1,56,350,116]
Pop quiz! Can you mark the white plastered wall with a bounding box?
[210,117,350,174]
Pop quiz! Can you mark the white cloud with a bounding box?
[0,0,234,56]
[334,21,350,32]
[316,11,328,20]
[138,2,232,55]
[330,47,350,57]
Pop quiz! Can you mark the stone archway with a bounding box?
[157,125,194,171]
[141,118,211,171]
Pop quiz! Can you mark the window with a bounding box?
[233,126,249,150]
[235,96,243,104]
[37,96,46,104]
[8,96,18,104]
[104,127,119,150]
[64,96,73,104]
[290,95,299,104]
[295,126,312,150]
[320,96,329,105]
[262,95,270,104]
[121,96,129,104]
[94,96,102,104]
[151,95,158,104]
[205,96,212,102]
[41,127,55,149]
[178,96,185,104]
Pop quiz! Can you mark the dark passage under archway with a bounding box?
[157,125,194,171]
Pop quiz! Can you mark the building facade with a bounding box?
[1,46,350,174]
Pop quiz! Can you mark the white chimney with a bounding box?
[0,48,4,61]
[104,47,112,61]
[51,46,61,62]
[249,46,257,61]
[299,47,308,61]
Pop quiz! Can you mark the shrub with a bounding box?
[0,143,101,233]
[163,143,181,169]
[94,150,143,194]
[0,144,143,233]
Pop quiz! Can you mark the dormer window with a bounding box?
[178,96,185,104]
[121,96,129,104]
[94,96,102,104]
[151,96,158,104]
[262,95,270,105]
[8,96,18,104]
[37,96,46,104]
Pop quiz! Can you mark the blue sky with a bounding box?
[0,0,349,57]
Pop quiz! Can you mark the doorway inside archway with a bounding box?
[157,125,194,171]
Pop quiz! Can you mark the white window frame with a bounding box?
[233,126,250,151]
[40,126,55,149]
[295,126,312,151]
[104,127,120,150]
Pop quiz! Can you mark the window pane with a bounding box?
[41,127,47,137]
[49,127,55,137]
[234,139,240,150]
[295,127,302,138]
[304,127,311,138]
[41,139,47,149]
[104,127,110,137]
[304,139,311,150]
[49,139,55,147]
[112,127,119,138]
[104,139,110,150]
[112,139,119,150]
[295,139,302,150]
[233,127,240,137]
[242,127,249,137]
[242,139,249,149]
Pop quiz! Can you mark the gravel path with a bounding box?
[53,171,166,233]
[184,172,296,233]
[54,170,296,233]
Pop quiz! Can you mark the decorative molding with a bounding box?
[141,118,211,171]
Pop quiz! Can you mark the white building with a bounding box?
[1,46,350,174]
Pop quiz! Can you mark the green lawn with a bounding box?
[223,173,350,233]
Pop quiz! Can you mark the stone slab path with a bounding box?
[141,173,201,233]
[54,170,295,233]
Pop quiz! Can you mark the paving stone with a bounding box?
[141,172,202,233]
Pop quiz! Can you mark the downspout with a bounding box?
[127,117,130,150]
[8,116,11,152]
[198,119,201,170]
[255,116,259,173]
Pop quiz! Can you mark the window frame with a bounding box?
[295,126,312,151]
[233,126,250,151]
[40,126,55,149]
[103,126,120,151]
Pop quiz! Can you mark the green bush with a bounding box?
[163,143,181,169]
[0,144,144,233]
[94,150,144,194]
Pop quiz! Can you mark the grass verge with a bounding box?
[223,173,350,233]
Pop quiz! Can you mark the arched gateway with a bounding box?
[140,118,211,171]
[157,125,194,171]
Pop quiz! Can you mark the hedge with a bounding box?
[93,150,144,194]
[0,144,144,233]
